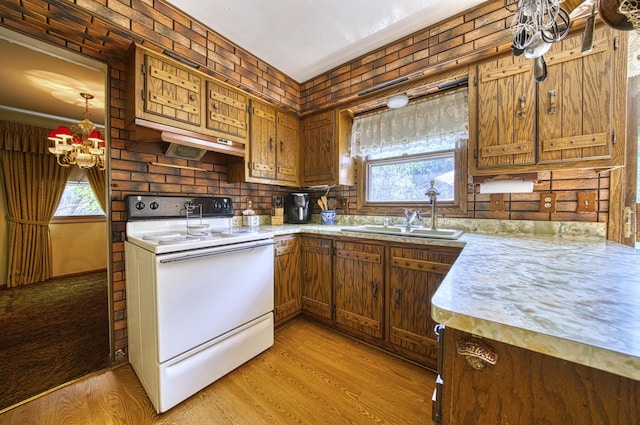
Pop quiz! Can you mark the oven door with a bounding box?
[155,239,275,362]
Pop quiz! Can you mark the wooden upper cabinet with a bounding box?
[301,109,354,186]
[474,55,536,170]
[537,27,615,164]
[276,112,299,183]
[228,100,300,186]
[470,26,625,175]
[139,49,202,128]
[125,44,249,150]
[206,80,249,143]
[248,100,277,180]
[302,110,336,184]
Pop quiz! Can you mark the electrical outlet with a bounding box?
[539,193,557,213]
[112,231,122,243]
[114,348,126,361]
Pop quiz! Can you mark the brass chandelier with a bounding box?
[48,92,106,170]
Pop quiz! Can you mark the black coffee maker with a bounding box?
[286,193,311,223]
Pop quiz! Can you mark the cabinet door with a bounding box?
[248,100,277,180]
[388,246,459,368]
[206,80,249,143]
[144,53,201,127]
[473,54,535,170]
[274,236,301,325]
[276,112,299,183]
[537,27,614,164]
[302,110,336,185]
[300,236,332,320]
[334,240,384,338]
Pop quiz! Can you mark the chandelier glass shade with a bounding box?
[48,92,106,170]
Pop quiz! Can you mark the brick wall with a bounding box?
[0,0,610,359]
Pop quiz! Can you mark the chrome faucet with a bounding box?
[425,180,440,230]
[404,209,422,230]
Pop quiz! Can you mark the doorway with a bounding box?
[0,28,111,410]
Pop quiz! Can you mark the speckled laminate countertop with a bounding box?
[258,220,640,381]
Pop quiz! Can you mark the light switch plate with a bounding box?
[576,192,597,213]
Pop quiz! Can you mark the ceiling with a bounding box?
[164,0,487,83]
[0,27,107,129]
[0,1,487,128]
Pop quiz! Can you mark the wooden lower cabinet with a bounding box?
[438,327,640,424]
[300,236,332,320]
[387,245,460,369]
[333,240,384,339]
[274,235,301,326]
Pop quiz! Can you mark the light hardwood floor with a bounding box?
[0,318,436,424]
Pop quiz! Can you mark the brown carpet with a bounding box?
[0,271,110,410]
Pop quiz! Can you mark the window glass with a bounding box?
[367,151,455,202]
[55,181,103,216]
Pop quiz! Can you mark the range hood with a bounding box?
[128,118,245,160]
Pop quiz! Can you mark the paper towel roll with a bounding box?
[479,180,534,194]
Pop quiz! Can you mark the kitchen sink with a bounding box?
[342,225,463,240]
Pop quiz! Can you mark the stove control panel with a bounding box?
[126,195,234,219]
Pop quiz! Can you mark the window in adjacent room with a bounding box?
[54,166,104,218]
[351,87,468,214]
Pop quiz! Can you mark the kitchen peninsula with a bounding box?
[266,221,640,424]
[430,233,640,424]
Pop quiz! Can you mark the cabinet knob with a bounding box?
[190,94,197,101]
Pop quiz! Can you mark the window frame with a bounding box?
[356,137,468,216]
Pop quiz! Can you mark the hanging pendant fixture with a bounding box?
[47,92,105,170]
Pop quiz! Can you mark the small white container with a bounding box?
[242,215,260,227]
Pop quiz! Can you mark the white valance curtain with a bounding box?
[350,88,468,158]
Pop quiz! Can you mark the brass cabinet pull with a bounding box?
[326,137,331,152]
[456,339,498,370]
[269,137,274,150]
[280,140,284,152]
[372,281,379,301]
[395,288,401,307]
[517,96,526,119]
[548,90,556,115]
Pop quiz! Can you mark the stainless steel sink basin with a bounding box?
[342,225,463,240]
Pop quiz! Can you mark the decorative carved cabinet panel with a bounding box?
[274,236,301,326]
[470,26,625,175]
[387,246,459,369]
[206,80,249,143]
[143,51,202,127]
[333,240,384,339]
[300,236,333,320]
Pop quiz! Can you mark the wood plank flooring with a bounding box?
[0,318,436,424]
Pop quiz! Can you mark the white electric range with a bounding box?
[124,195,275,413]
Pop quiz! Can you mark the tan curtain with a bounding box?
[83,167,106,213]
[0,121,71,287]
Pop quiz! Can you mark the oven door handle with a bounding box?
[159,239,276,263]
